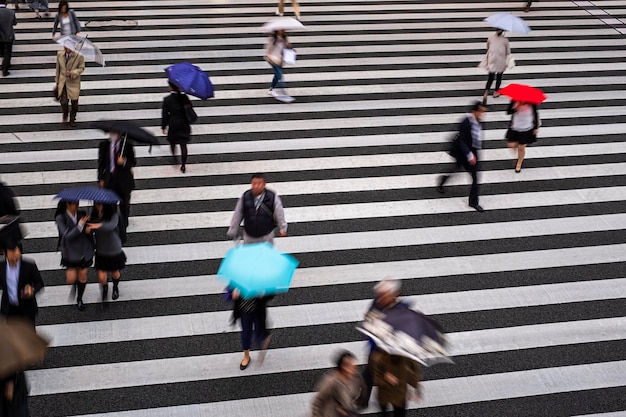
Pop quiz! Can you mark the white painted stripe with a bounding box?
[24,209,626,270]
[66,360,626,417]
[27,321,626,395]
[22,183,626,237]
[35,270,626,346]
[573,413,626,417]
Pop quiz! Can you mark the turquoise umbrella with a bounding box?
[217,243,299,299]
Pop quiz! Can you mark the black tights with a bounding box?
[485,72,503,92]
[170,143,188,167]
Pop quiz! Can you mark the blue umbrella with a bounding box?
[217,243,299,299]
[165,62,214,100]
[54,187,121,204]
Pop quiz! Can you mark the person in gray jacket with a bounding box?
[89,203,126,304]
[0,0,17,77]
[55,200,94,311]
[51,0,80,37]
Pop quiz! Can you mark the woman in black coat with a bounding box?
[161,82,192,173]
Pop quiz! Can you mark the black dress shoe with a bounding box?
[77,300,85,311]
[2,72,9,77]
[112,286,119,300]
[240,358,250,370]
[470,204,485,213]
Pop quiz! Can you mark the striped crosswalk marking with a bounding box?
[1,0,625,416]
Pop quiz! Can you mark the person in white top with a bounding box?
[506,101,540,173]
[51,0,80,38]
[480,29,511,104]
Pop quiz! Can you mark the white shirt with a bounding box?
[61,15,71,35]
[6,260,20,306]
[511,104,534,132]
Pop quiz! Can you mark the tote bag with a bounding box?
[282,48,297,66]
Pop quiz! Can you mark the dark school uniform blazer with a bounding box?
[0,258,44,320]
[97,140,137,196]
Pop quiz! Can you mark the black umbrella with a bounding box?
[91,119,159,154]
[357,305,451,366]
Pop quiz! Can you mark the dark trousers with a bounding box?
[60,87,79,122]
[380,403,407,417]
[485,72,503,92]
[440,151,480,206]
[240,311,268,351]
[5,305,36,327]
[0,41,12,75]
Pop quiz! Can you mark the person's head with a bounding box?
[250,173,267,197]
[374,277,401,308]
[65,201,79,215]
[335,350,358,378]
[470,100,488,122]
[58,0,69,13]
[3,242,22,266]
[496,29,504,36]
[168,81,180,93]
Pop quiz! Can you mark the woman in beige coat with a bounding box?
[55,45,85,127]
[311,351,364,417]
[480,29,511,104]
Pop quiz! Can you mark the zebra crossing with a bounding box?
[1,0,625,415]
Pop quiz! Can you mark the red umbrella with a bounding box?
[498,84,547,104]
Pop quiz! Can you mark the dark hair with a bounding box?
[251,173,266,181]
[335,350,356,371]
[58,0,69,11]
[54,201,68,218]
[2,241,22,255]
[91,203,116,222]
[470,100,487,112]
[168,81,180,93]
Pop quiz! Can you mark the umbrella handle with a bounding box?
[120,134,127,155]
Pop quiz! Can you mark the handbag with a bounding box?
[506,54,516,70]
[282,48,297,65]
[184,104,198,124]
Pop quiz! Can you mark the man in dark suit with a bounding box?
[0,0,17,77]
[0,242,44,325]
[98,131,136,243]
[437,101,488,212]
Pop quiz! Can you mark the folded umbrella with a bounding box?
[484,13,531,34]
[357,305,451,366]
[165,62,214,100]
[0,318,49,379]
[54,186,121,204]
[262,17,306,32]
[55,34,105,66]
[217,243,299,299]
[498,83,547,104]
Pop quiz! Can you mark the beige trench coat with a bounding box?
[479,32,511,73]
[55,50,85,100]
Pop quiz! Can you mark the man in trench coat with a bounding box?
[55,45,85,127]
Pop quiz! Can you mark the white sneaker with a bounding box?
[275,8,283,16]
[270,89,278,96]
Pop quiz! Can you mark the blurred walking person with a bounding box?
[55,201,94,311]
[506,100,540,173]
[311,350,365,417]
[370,349,421,417]
[89,203,126,305]
[265,29,294,102]
[1,371,30,417]
[0,0,16,77]
[437,101,488,212]
[0,242,44,326]
[480,29,511,104]
[98,130,136,243]
[161,82,192,173]
[276,0,300,20]
[227,173,287,244]
[51,0,80,37]
[30,0,48,19]
[54,42,84,127]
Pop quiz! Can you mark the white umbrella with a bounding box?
[56,34,106,66]
[484,13,531,34]
[261,17,306,32]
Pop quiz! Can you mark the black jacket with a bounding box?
[97,140,136,196]
[162,92,192,143]
[0,258,44,322]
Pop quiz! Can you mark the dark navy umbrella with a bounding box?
[165,62,214,100]
[90,120,158,145]
[54,187,121,204]
[357,305,451,366]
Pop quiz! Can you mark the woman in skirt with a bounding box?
[161,82,192,174]
[55,200,94,311]
[506,100,540,173]
[89,203,126,304]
